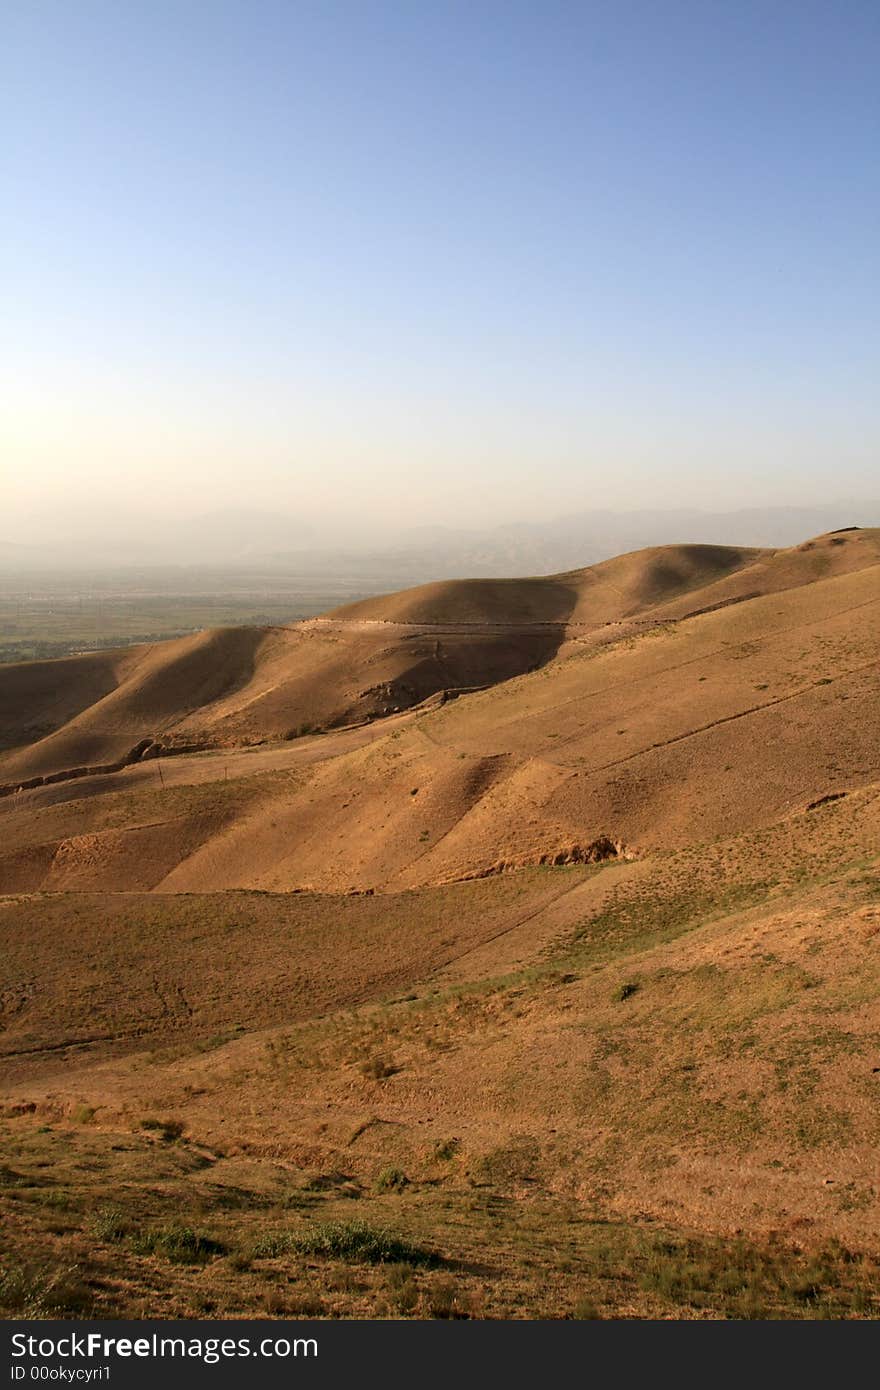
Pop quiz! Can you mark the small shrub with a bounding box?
[614,981,639,1002]
[292,1220,437,1266]
[92,1207,130,1242]
[0,1262,93,1317]
[432,1138,460,1162]
[69,1104,95,1125]
[251,1232,297,1258]
[130,1224,226,1264]
[360,1056,399,1080]
[140,1117,185,1142]
[375,1166,408,1193]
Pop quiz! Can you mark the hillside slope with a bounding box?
[0,541,765,787]
[0,530,877,893]
[2,531,876,798]
[1,529,879,1319]
[329,542,763,625]
[2,783,879,1318]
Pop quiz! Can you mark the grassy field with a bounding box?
[3,1120,879,1319]
[2,788,879,1318]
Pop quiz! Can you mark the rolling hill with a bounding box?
[0,540,770,789]
[0,528,877,893]
[1,527,879,1319]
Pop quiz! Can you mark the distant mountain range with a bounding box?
[2,502,878,581]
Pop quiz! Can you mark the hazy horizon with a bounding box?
[5,1,878,544]
[2,500,878,577]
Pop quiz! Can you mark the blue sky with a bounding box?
[4,0,879,536]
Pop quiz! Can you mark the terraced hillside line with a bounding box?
[434,858,652,983]
[0,710,419,818]
[577,657,880,778]
[0,1027,151,1061]
[493,585,880,752]
[0,737,212,800]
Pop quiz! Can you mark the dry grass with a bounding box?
[2,1119,880,1318]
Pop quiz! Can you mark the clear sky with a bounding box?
[4,0,879,540]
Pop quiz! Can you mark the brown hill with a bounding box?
[329,542,763,625]
[1,530,876,894]
[1,529,880,1319]
[0,540,763,788]
[2,530,876,798]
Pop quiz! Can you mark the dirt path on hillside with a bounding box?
[0,710,419,815]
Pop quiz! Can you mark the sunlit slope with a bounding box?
[644,526,880,620]
[2,541,875,893]
[156,559,878,892]
[0,541,764,787]
[3,532,876,794]
[330,543,763,624]
[330,530,880,629]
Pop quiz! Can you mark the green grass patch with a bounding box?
[255,1220,438,1267]
[130,1224,227,1264]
